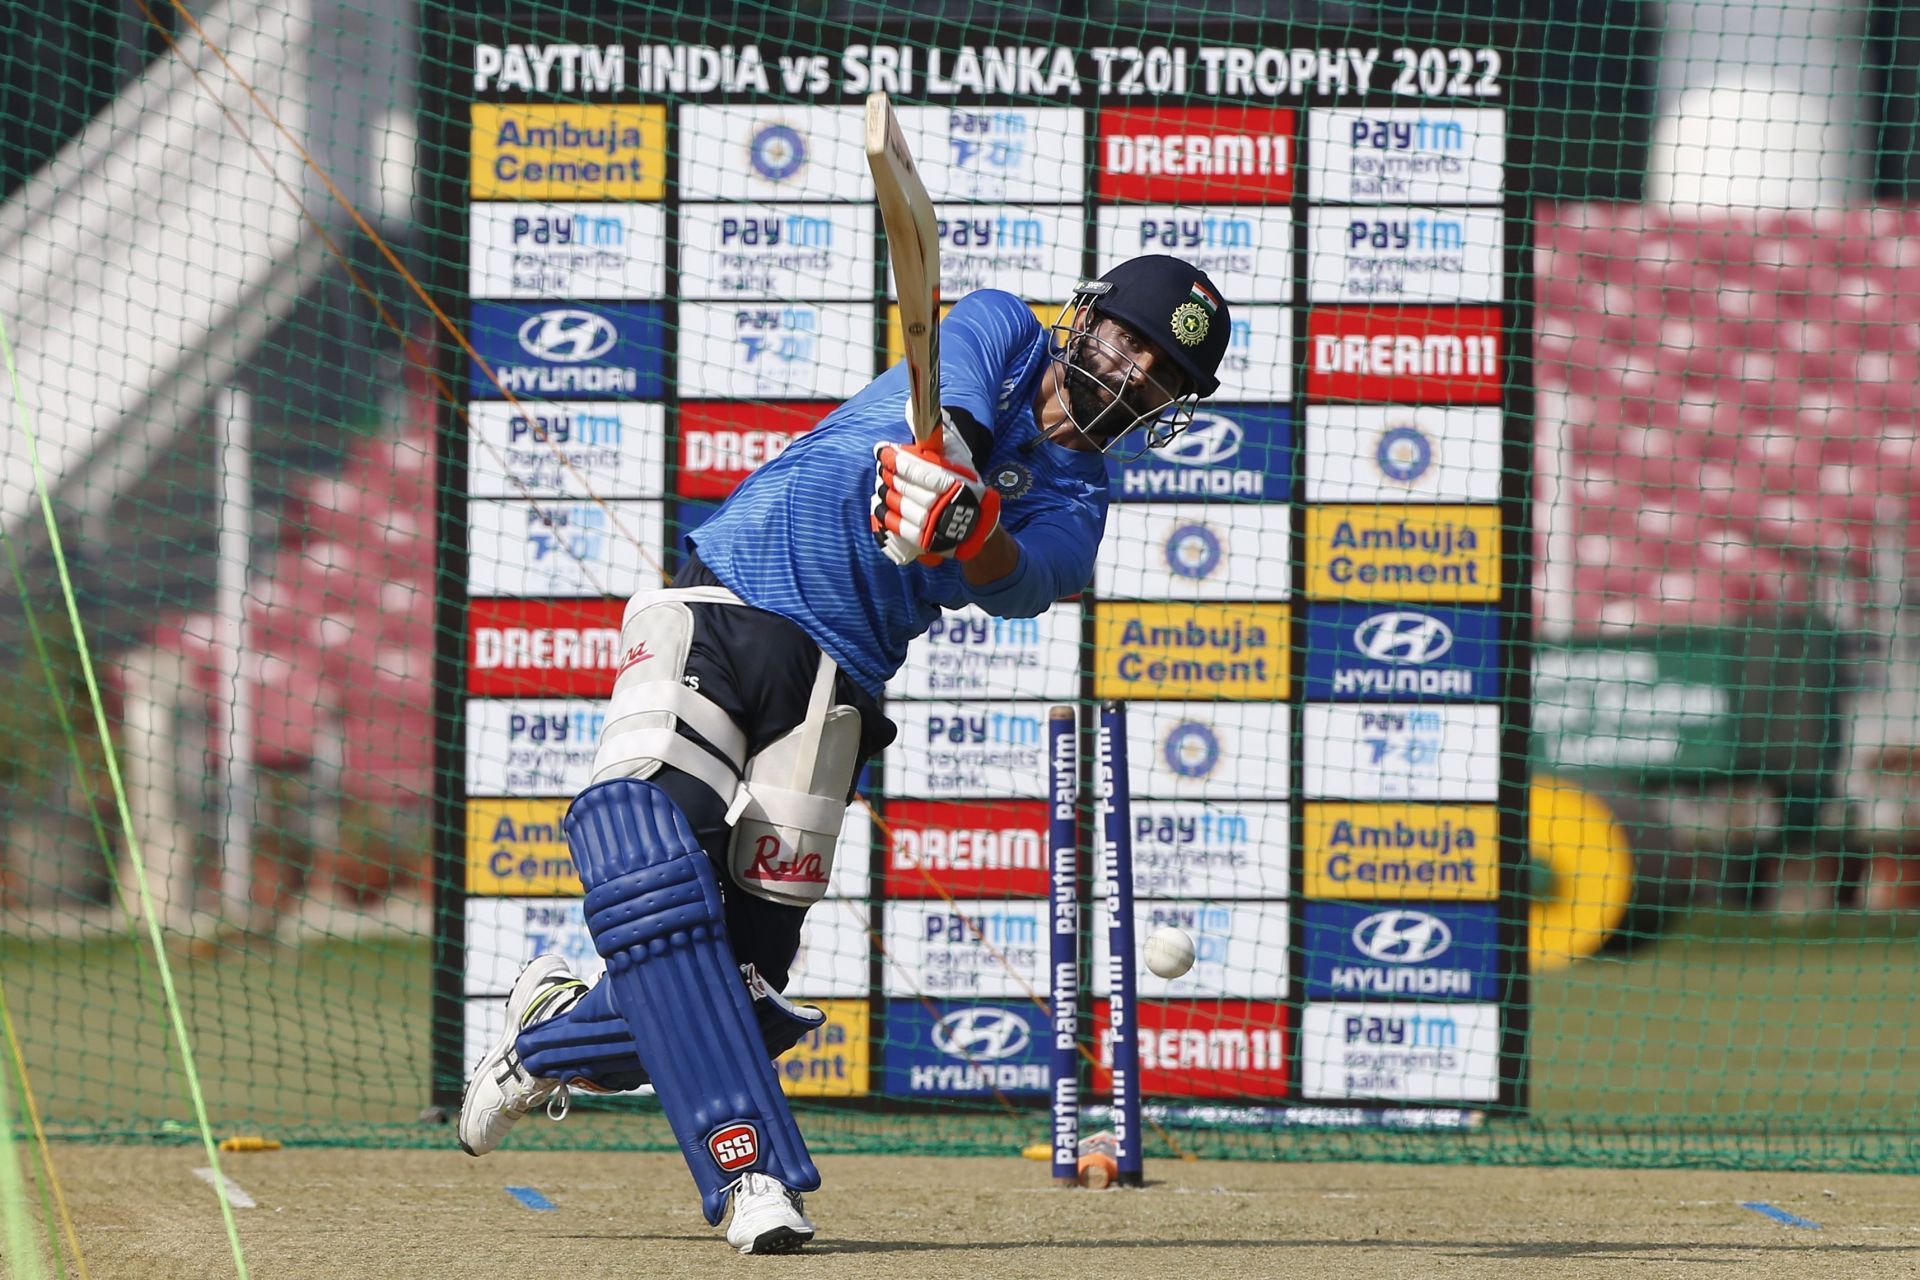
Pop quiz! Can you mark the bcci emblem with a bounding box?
[1376,424,1434,485]
[1163,721,1221,778]
[1165,522,1222,579]
[1170,301,1210,347]
[990,461,1033,500]
[748,123,807,182]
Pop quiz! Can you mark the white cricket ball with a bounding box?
[1144,926,1196,979]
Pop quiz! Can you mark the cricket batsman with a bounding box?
[458,255,1232,1254]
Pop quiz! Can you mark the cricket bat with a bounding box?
[865,92,942,449]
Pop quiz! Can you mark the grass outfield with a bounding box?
[3,912,1919,1166]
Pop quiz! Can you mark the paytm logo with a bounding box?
[525,503,607,563]
[1355,611,1454,664]
[927,615,1041,647]
[938,214,1044,248]
[511,211,623,245]
[735,307,818,365]
[949,109,1029,170]
[931,1007,1032,1061]
[1138,215,1253,250]
[1350,116,1465,152]
[719,213,832,247]
[508,409,621,446]
[1342,1011,1458,1048]
[517,309,618,363]
[924,910,1039,946]
[1347,216,1465,251]
[507,709,605,742]
[927,711,1043,746]
[1352,909,1452,964]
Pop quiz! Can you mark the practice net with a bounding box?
[2,0,1919,1174]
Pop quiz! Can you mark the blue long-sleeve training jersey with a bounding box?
[688,290,1110,697]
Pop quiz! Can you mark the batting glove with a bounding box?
[870,418,1002,567]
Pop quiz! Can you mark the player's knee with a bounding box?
[565,778,726,958]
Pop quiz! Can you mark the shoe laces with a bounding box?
[521,978,588,1030]
[544,1083,572,1122]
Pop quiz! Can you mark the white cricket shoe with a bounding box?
[457,953,588,1156]
[725,1172,816,1255]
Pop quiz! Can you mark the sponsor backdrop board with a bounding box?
[1093,999,1291,1099]
[1105,799,1292,901]
[882,899,1050,998]
[881,999,1054,1098]
[889,603,1083,702]
[1091,900,1292,999]
[433,20,1528,1114]
[1299,1001,1503,1101]
[466,402,665,499]
[469,202,668,299]
[1098,504,1292,602]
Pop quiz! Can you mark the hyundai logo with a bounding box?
[517,309,618,363]
[1159,412,1243,467]
[1354,611,1453,664]
[931,1007,1031,1061]
[1352,909,1452,964]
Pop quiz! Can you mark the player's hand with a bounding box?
[870,418,1001,567]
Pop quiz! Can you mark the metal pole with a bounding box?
[216,386,255,927]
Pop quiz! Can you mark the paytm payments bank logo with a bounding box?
[470,302,665,399]
[1304,605,1499,702]
[934,206,1081,298]
[1095,205,1293,305]
[1108,406,1290,502]
[1309,108,1505,204]
[1308,207,1503,304]
[889,703,1049,798]
[1301,1000,1501,1102]
[468,203,666,300]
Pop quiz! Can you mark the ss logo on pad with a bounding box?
[708,1122,761,1172]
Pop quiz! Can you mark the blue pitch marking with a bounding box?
[506,1186,557,1212]
[1739,1201,1820,1230]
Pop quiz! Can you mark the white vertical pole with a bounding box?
[216,386,255,926]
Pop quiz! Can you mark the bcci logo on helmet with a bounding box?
[707,1122,761,1172]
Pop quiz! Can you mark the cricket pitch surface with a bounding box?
[34,1147,1920,1278]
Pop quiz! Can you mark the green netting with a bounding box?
[2,0,1920,1187]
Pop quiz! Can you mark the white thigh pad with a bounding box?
[728,658,861,907]
[590,590,747,805]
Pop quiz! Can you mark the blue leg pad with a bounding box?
[565,778,820,1225]
[516,966,825,1092]
[515,981,651,1093]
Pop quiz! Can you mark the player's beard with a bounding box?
[1063,336,1164,446]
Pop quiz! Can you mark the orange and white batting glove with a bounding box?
[870,418,1002,567]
